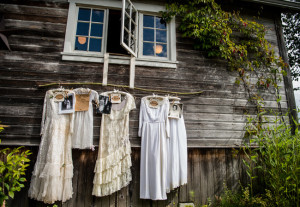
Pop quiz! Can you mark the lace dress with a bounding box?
[71,88,99,149]
[28,89,74,204]
[93,92,136,197]
[139,97,170,200]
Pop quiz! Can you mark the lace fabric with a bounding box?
[28,89,74,204]
[93,92,136,197]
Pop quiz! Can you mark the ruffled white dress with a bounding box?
[166,115,188,192]
[71,88,99,149]
[139,97,170,200]
[93,92,136,197]
[28,89,74,204]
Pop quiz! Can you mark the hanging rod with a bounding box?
[38,82,203,95]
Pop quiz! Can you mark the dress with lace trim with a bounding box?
[93,92,136,197]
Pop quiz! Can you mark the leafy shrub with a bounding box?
[0,125,31,206]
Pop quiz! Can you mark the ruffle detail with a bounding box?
[93,155,131,184]
[93,141,132,197]
[94,141,131,173]
[28,163,73,204]
[92,169,132,197]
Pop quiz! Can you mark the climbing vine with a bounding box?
[161,0,288,126]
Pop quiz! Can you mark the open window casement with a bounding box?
[121,0,138,57]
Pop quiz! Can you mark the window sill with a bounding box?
[61,52,178,68]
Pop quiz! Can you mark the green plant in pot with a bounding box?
[0,125,31,206]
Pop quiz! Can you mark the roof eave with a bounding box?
[244,0,300,12]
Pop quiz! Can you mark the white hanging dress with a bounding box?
[93,92,136,197]
[71,88,99,150]
[139,97,170,200]
[28,89,74,204]
[166,114,188,192]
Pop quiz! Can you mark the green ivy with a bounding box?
[161,0,287,112]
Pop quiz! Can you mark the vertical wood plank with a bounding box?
[129,148,144,207]
[199,149,208,205]
[186,149,194,203]
[102,53,109,86]
[206,150,215,205]
[192,149,201,205]
[117,187,128,207]
[214,149,226,198]
[129,56,135,89]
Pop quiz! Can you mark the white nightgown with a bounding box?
[93,92,136,197]
[71,88,99,149]
[166,116,188,192]
[28,89,74,204]
[139,97,170,200]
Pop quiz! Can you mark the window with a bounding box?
[141,15,167,58]
[62,0,177,68]
[75,8,104,52]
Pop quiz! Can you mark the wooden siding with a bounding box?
[4,147,249,207]
[0,0,289,148]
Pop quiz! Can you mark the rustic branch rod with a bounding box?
[38,82,203,95]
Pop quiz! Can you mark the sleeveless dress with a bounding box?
[139,97,170,200]
[71,88,99,150]
[93,92,136,196]
[28,89,74,204]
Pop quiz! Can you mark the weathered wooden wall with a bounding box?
[4,147,248,207]
[0,0,288,148]
[0,0,290,206]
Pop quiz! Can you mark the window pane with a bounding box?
[76,22,89,36]
[78,8,91,21]
[156,44,167,57]
[125,13,130,31]
[91,24,103,37]
[143,42,154,56]
[92,10,104,22]
[124,30,129,45]
[143,15,154,28]
[156,17,166,29]
[89,38,102,52]
[143,28,154,42]
[132,9,137,23]
[130,37,135,51]
[156,30,167,43]
[75,36,88,51]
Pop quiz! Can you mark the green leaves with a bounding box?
[0,143,31,204]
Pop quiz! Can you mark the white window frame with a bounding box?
[62,0,177,68]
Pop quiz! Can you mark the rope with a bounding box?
[38,82,203,95]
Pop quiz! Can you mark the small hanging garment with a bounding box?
[28,89,74,204]
[71,88,99,150]
[93,91,136,197]
[166,99,188,192]
[139,96,170,200]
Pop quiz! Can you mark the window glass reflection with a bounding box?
[75,36,88,51]
[89,38,102,52]
[143,28,154,42]
[156,17,166,29]
[92,10,104,22]
[156,30,167,43]
[76,22,89,36]
[143,15,154,28]
[143,42,154,56]
[91,24,103,37]
[78,8,91,21]
[156,44,167,57]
